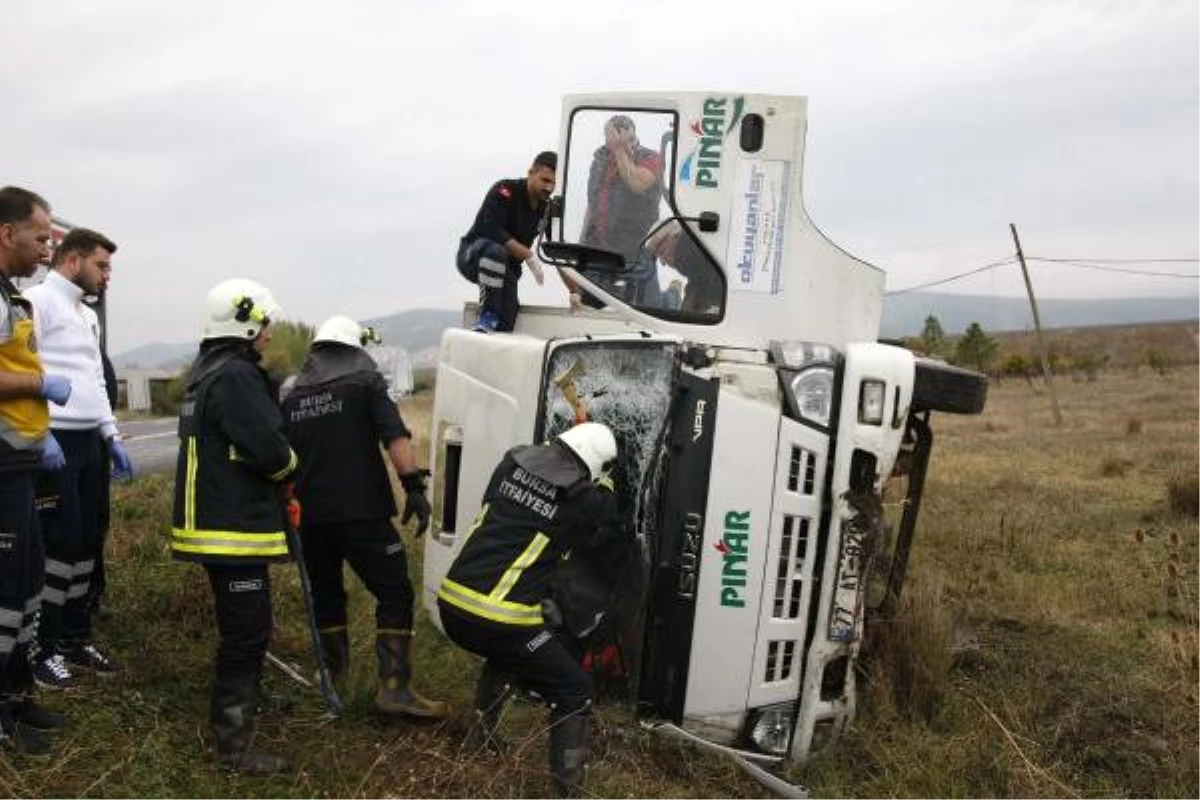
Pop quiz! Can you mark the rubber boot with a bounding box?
[374,631,450,719]
[317,627,350,685]
[463,662,514,753]
[210,675,288,775]
[548,707,591,797]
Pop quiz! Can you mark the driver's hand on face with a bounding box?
[605,123,622,151]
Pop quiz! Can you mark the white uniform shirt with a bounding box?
[23,271,119,439]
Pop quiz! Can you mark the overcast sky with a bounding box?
[4,0,1197,354]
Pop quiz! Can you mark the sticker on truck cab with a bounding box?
[680,96,745,188]
[716,510,750,608]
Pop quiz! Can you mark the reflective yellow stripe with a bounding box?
[172,542,290,557]
[491,532,548,602]
[462,503,488,545]
[269,448,299,482]
[437,579,543,625]
[173,529,288,542]
[171,528,288,557]
[185,437,197,530]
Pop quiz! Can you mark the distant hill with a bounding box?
[881,292,1197,339]
[110,341,196,371]
[110,309,462,371]
[112,294,1197,370]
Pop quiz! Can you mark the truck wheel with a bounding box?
[912,357,988,415]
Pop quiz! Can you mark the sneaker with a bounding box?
[472,309,500,333]
[13,698,66,731]
[33,654,73,690]
[61,643,118,676]
[0,719,54,757]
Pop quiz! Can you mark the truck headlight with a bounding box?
[789,367,835,427]
[748,703,795,755]
[771,340,842,429]
[858,379,885,425]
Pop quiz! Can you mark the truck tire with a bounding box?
[912,357,988,415]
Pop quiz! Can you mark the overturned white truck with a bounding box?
[421,92,986,765]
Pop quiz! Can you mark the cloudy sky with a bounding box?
[4,0,1197,354]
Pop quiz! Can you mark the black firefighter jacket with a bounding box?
[171,341,298,565]
[438,440,628,629]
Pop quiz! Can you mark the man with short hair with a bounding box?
[25,227,130,689]
[579,114,664,307]
[457,151,566,333]
[0,186,71,755]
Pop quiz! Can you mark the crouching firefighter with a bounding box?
[170,279,299,775]
[437,422,631,797]
[282,315,448,719]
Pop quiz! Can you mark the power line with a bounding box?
[1029,256,1198,264]
[1028,258,1198,279]
[885,257,1015,295]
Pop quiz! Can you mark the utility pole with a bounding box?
[1010,223,1063,426]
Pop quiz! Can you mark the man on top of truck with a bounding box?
[456,151,561,333]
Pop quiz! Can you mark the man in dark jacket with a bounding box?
[282,315,447,720]
[437,422,628,796]
[170,278,298,775]
[457,151,562,333]
[580,115,664,307]
[0,186,70,756]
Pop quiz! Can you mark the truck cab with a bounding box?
[422,92,986,764]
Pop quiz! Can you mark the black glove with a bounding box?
[399,469,432,535]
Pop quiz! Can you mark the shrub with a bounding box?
[1166,473,1199,517]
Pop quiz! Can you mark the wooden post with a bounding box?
[1009,223,1063,426]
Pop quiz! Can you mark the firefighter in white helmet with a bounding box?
[437,422,630,796]
[282,315,448,719]
[170,278,298,775]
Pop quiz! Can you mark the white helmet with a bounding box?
[203,278,281,340]
[557,422,618,482]
[314,315,381,348]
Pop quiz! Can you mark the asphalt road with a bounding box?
[120,417,178,477]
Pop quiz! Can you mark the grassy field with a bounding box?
[2,352,1196,797]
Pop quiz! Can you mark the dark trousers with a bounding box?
[204,564,272,687]
[86,440,112,613]
[457,238,521,331]
[0,469,42,697]
[439,601,590,714]
[35,428,102,652]
[300,518,414,632]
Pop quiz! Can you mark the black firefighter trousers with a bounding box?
[439,600,590,715]
[204,563,272,689]
[300,518,415,633]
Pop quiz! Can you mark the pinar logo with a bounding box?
[680,96,746,189]
[715,510,749,608]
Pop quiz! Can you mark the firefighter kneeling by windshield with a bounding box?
[437,422,630,797]
[282,315,448,720]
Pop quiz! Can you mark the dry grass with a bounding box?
[4,347,1196,797]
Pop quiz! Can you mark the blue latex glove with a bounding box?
[109,439,133,482]
[41,432,66,471]
[40,374,72,406]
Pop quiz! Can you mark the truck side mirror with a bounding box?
[541,241,627,273]
[697,211,719,233]
[549,195,564,219]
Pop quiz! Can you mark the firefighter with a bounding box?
[282,315,448,719]
[437,422,629,797]
[170,278,298,775]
